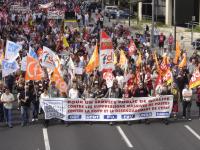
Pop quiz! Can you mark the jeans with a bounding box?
[32,102,39,119]
[3,107,12,127]
[0,103,4,122]
[21,106,29,125]
[182,101,192,118]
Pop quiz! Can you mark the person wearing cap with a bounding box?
[1,88,15,128]
[182,84,193,120]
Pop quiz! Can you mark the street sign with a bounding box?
[192,16,196,22]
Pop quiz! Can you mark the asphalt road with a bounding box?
[0,104,200,150]
[0,15,199,150]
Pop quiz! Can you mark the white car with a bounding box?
[104,6,118,16]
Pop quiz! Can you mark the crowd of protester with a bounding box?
[0,0,200,128]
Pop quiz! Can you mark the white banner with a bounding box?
[47,10,65,19]
[39,2,54,9]
[41,96,173,121]
[10,5,31,13]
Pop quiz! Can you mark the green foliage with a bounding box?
[186,26,200,33]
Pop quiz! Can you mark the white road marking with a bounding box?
[184,125,200,141]
[116,126,134,148]
[43,128,51,150]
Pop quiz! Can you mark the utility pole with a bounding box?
[174,0,176,50]
[102,0,104,10]
[151,0,155,48]
[129,0,131,26]
[191,16,196,44]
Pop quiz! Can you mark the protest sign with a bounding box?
[2,59,19,77]
[10,5,31,13]
[47,10,65,19]
[42,95,173,121]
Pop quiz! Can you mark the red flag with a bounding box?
[100,31,113,50]
[160,55,170,76]
[153,74,162,96]
[99,31,115,71]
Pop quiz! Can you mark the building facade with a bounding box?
[138,0,200,26]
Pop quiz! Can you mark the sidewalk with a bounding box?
[104,18,200,57]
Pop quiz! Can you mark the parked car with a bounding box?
[110,10,130,19]
[192,38,200,50]
[104,6,118,16]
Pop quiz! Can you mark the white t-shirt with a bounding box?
[182,88,193,101]
[85,14,89,21]
[68,88,79,99]
[40,93,50,107]
[1,93,14,109]
[116,75,124,89]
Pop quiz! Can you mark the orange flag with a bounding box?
[173,41,181,64]
[160,55,169,76]
[178,53,187,68]
[118,50,128,67]
[162,70,173,85]
[136,51,142,67]
[25,55,43,81]
[189,69,200,89]
[51,68,67,94]
[153,52,161,74]
[114,52,117,64]
[85,44,99,73]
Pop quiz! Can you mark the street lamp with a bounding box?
[174,0,176,50]
[151,0,155,48]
